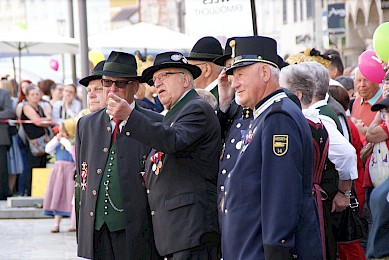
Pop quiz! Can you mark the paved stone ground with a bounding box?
[0,218,79,260]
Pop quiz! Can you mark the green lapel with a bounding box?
[163,89,197,122]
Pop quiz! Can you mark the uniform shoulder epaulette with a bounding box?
[271,98,283,111]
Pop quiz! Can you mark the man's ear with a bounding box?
[261,64,271,83]
[132,81,140,95]
[182,73,191,89]
[204,63,212,78]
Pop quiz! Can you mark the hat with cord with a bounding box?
[226,36,280,75]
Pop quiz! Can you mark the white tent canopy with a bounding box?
[0,30,79,55]
[0,29,79,83]
[89,22,196,51]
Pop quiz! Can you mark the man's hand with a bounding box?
[106,93,133,120]
[332,192,350,212]
[218,68,235,111]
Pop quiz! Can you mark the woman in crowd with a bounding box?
[20,86,52,196]
[16,79,33,196]
[51,83,81,124]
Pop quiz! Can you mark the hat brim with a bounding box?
[100,70,142,81]
[226,61,259,75]
[213,54,231,66]
[142,63,202,85]
[371,97,389,111]
[79,75,103,87]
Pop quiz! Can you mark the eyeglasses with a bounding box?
[101,79,133,88]
[380,109,389,120]
[148,72,185,86]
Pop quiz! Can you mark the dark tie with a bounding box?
[112,118,123,142]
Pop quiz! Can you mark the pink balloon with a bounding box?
[49,59,59,72]
[358,50,385,84]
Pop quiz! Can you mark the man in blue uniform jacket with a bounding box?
[105,51,221,259]
[220,36,323,259]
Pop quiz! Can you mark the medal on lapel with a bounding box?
[81,161,88,190]
[150,152,163,175]
[241,126,257,153]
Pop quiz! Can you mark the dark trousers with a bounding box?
[93,223,129,260]
[0,145,9,200]
[17,137,29,196]
[165,236,220,260]
[165,244,219,260]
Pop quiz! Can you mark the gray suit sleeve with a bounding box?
[0,90,15,120]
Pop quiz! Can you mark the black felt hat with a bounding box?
[371,97,389,111]
[142,51,202,85]
[213,37,236,66]
[226,36,279,75]
[79,60,106,87]
[101,51,141,80]
[186,36,223,62]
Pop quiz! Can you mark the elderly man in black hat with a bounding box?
[74,60,106,233]
[77,60,107,116]
[220,36,323,259]
[75,51,161,259]
[106,51,221,259]
[186,36,223,100]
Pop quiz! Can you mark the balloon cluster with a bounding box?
[358,22,389,83]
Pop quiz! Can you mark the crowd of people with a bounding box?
[0,34,388,260]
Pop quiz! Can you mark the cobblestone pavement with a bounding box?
[0,218,79,260]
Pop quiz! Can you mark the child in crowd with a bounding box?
[43,118,76,233]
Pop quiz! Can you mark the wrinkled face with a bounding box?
[231,63,266,109]
[355,70,379,100]
[102,76,139,104]
[86,79,106,112]
[153,68,188,110]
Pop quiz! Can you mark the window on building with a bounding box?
[283,0,287,24]
[307,0,313,18]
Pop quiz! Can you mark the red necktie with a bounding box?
[112,118,123,142]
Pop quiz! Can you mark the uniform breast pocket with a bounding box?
[165,193,195,211]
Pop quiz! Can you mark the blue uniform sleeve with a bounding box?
[261,111,304,251]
